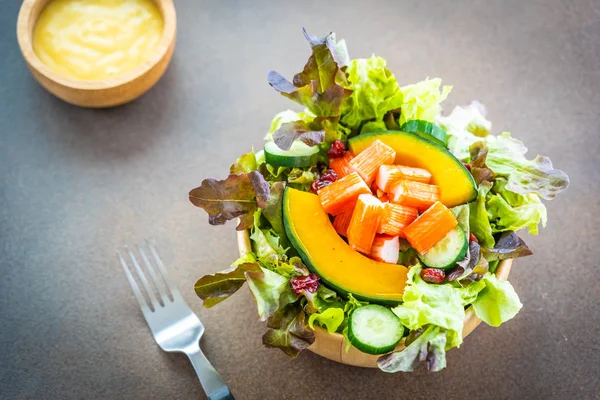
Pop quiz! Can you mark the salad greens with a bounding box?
[194,262,261,308]
[339,56,404,132]
[245,267,298,321]
[189,171,269,231]
[189,29,569,371]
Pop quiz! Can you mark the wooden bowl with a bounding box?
[16,0,176,108]
[237,229,513,368]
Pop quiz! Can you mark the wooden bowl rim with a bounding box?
[236,228,512,355]
[16,0,177,91]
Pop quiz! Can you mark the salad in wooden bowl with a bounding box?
[189,29,569,372]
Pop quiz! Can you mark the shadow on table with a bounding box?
[31,57,183,163]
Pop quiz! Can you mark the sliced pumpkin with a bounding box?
[284,188,408,304]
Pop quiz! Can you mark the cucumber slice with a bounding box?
[418,227,468,270]
[401,120,448,146]
[348,304,404,355]
[264,140,319,168]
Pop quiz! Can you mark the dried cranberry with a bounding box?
[310,169,338,193]
[327,140,346,158]
[420,268,445,284]
[310,180,323,193]
[320,169,338,183]
[462,162,472,171]
[469,233,479,243]
[290,273,320,294]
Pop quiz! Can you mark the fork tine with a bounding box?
[118,251,150,312]
[137,244,168,305]
[146,239,178,299]
[126,246,160,310]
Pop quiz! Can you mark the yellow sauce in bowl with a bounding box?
[32,0,164,81]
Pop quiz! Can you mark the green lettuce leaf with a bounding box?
[262,304,315,357]
[473,273,522,327]
[469,181,495,248]
[344,293,368,313]
[451,204,470,237]
[438,101,492,160]
[440,103,569,200]
[398,78,452,126]
[485,133,569,200]
[383,266,519,372]
[194,262,261,307]
[304,285,344,314]
[230,148,259,174]
[487,179,548,235]
[231,252,257,266]
[304,288,362,338]
[250,229,284,257]
[378,325,448,372]
[308,307,345,334]
[262,181,287,245]
[360,120,388,134]
[245,267,298,321]
[286,167,317,190]
[258,254,308,279]
[391,266,484,349]
[340,56,404,131]
[259,162,317,192]
[189,172,270,231]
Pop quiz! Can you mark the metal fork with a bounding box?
[118,241,235,400]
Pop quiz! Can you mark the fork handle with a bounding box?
[186,347,235,400]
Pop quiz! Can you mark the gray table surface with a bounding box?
[1,0,599,399]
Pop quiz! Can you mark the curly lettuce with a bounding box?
[439,102,569,200]
[381,265,522,372]
[340,56,404,131]
[399,78,452,126]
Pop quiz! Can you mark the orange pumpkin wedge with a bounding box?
[348,139,396,184]
[347,194,384,254]
[403,201,458,254]
[283,188,408,304]
[318,172,371,215]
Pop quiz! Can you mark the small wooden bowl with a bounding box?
[16,0,176,108]
[237,229,513,368]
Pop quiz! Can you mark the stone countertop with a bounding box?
[1,0,599,399]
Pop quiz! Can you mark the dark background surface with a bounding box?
[1,0,599,399]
